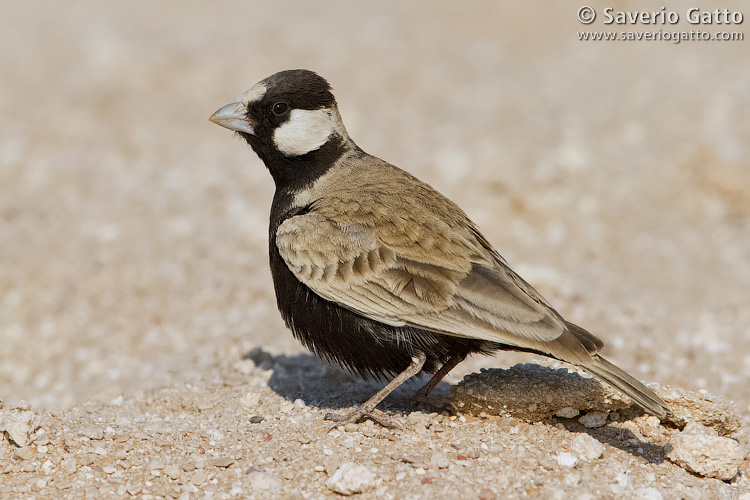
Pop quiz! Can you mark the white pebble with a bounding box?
[569,433,604,461]
[555,452,578,467]
[245,471,282,491]
[326,463,378,496]
[0,410,39,447]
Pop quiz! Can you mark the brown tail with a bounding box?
[560,321,671,418]
[580,354,671,418]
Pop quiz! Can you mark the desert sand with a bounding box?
[1,2,748,498]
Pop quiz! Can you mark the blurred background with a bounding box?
[1,1,748,421]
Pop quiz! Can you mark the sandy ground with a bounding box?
[1,1,749,498]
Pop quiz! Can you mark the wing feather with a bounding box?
[276,209,566,345]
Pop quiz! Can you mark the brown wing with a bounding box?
[275,206,567,348]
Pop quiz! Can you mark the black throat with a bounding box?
[243,133,353,194]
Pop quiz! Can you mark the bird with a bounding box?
[209,69,671,427]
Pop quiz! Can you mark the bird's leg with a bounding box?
[414,353,466,403]
[325,352,427,429]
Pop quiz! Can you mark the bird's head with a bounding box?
[210,69,354,187]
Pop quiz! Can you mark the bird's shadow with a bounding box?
[245,347,443,413]
[245,348,670,463]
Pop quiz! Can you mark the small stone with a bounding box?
[344,423,359,433]
[181,461,197,472]
[148,459,166,470]
[0,410,39,446]
[114,433,130,443]
[55,480,72,490]
[164,465,181,479]
[79,424,104,440]
[578,411,608,428]
[538,456,558,470]
[555,407,580,419]
[554,452,578,467]
[248,415,265,424]
[102,466,117,474]
[569,433,605,461]
[639,416,663,438]
[13,447,36,461]
[61,457,77,474]
[326,463,378,495]
[667,427,743,480]
[209,457,234,468]
[401,454,427,468]
[245,471,282,491]
[293,399,306,409]
[190,469,209,486]
[253,430,272,442]
[125,483,141,496]
[466,448,481,459]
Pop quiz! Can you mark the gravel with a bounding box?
[1,1,749,498]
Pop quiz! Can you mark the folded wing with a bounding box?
[276,210,568,350]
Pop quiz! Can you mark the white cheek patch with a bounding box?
[273,108,336,157]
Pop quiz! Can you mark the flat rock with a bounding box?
[450,363,740,436]
[450,364,632,422]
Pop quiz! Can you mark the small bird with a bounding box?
[209,69,671,426]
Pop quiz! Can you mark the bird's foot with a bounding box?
[324,407,401,431]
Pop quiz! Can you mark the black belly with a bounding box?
[268,246,496,379]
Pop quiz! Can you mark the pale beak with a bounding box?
[209,102,255,135]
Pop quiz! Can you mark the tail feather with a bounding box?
[581,355,671,418]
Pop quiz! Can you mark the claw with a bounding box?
[324,407,401,430]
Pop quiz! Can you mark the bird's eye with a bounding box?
[272,102,289,115]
